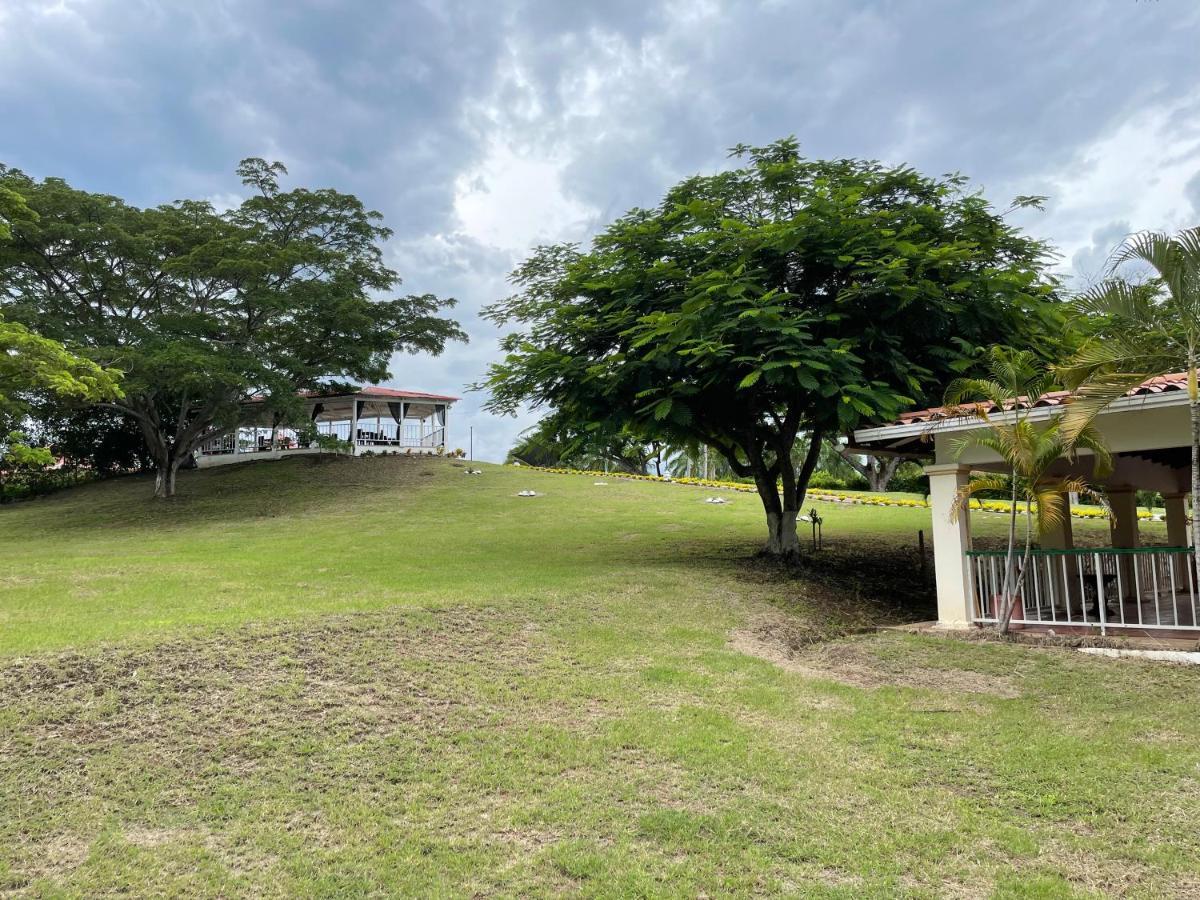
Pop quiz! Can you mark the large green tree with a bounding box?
[0,160,465,497]
[483,140,1064,557]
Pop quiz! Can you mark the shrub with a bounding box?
[808,470,868,491]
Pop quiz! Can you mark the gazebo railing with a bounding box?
[966,547,1199,633]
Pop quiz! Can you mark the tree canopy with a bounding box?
[483,139,1065,556]
[0,160,465,496]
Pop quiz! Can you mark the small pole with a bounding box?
[1094,552,1108,636]
[469,425,474,464]
[918,530,926,576]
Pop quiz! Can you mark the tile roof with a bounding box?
[347,386,459,402]
[891,373,1188,426]
[249,386,460,404]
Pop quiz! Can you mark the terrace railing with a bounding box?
[967,547,1199,634]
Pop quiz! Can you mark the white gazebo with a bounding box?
[852,374,1197,637]
[196,386,458,467]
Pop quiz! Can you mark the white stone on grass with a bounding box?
[1079,648,1200,665]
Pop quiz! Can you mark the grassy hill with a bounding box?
[1,457,1197,896]
[0,455,1144,656]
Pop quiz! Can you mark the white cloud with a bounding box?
[1024,93,1200,282]
[453,138,595,254]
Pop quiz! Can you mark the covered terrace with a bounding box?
[852,374,1197,637]
[197,386,458,467]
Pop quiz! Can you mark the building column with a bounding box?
[1108,488,1140,603]
[925,463,974,627]
[1164,493,1190,548]
[1108,489,1140,549]
[1041,491,1079,608]
[1040,492,1074,550]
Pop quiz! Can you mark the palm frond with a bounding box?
[1068,420,1114,479]
[950,473,1010,522]
[1072,278,1156,323]
[1109,229,1174,276]
[1058,371,1156,443]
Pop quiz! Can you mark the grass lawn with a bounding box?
[0,457,1196,897]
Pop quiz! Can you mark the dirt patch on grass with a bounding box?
[731,612,1018,697]
[0,603,574,889]
[1,604,550,757]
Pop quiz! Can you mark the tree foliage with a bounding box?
[0,315,121,427]
[506,417,658,474]
[0,160,465,497]
[483,139,1064,556]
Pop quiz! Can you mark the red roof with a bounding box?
[891,373,1188,426]
[249,386,459,404]
[348,386,459,403]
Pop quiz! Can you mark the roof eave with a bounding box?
[852,389,1191,446]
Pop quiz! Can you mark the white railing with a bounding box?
[355,425,444,448]
[968,547,1199,633]
[199,422,446,456]
[199,428,313,456]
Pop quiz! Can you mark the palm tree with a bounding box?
[946,347,1111,633]
[1058,227,1200,574]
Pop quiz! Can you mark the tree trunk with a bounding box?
[764,508,801,557]
[831,443,899,492]
[153,454,184,499]
[866,456,901,492]
[754,427,821,560]
[1190,358,1200,585]
[994,467,1020,632]
[998,499,1035,635]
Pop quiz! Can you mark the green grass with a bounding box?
[0,458,1196,897]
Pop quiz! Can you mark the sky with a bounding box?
[2,0,1199,461]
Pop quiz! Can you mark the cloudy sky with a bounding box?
[2,0,1199,460]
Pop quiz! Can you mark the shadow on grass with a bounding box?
[642,530,937,631]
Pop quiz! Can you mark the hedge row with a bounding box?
[515,465,1144,520]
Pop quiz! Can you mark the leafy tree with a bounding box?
[0,311,119,501]
[0,161,465,498]
[947,348,1110,633]
[507,417,656,473]
[0,315,121,425]
[828,442,901,492]
[1058,227,1200,573]
[34,403,153,475]
[665,438,738,481]
[482,139,1063,557]
[0,185,34,241]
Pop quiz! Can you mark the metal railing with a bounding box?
[967,547,1199,633]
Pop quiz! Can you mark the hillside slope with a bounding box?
[1,455,1149,655]
[0,456,915,654]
